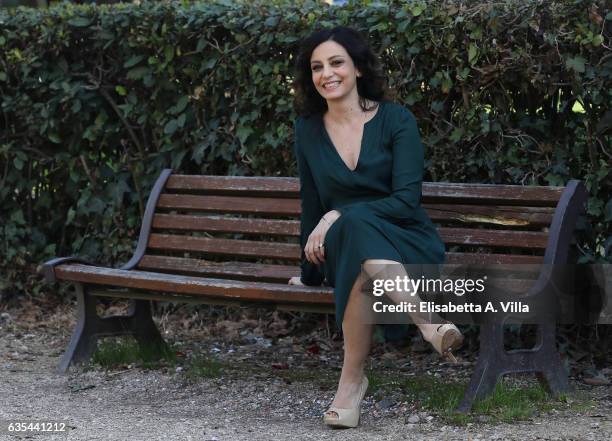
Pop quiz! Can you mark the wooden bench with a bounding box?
[40,169,587,413]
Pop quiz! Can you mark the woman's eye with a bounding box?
[332,60,343,66]
[311,65,321,71]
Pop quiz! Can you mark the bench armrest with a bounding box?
[38,256,98,283]
[38,169,174,285]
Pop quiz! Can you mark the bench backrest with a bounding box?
[126,170,587,283]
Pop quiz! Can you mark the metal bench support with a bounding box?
[57,283,170,374]
[457,322,572,413]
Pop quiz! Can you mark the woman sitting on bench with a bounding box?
[288,26,464,429]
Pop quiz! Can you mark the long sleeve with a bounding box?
[294,118,325,286]
[338,107,424,221]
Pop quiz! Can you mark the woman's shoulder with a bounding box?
[294,113,321,137]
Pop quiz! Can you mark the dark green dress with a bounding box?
[294,100,445,327]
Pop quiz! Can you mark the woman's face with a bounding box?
[310,40,361,103]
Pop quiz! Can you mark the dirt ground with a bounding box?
[1,301,611,441]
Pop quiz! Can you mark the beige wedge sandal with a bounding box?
[323,375,369,429]
[423,323,464,363]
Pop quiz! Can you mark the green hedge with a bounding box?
[0,0,610,297]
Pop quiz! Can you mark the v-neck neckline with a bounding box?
[320,102,383,173]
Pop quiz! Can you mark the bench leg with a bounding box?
[457,323,502,413]
[456,322,572,413]
[535,323,573,396]
[57,283,170,374]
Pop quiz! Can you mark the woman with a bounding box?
[288,26,463,428]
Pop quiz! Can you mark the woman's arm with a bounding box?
[294,118,325,286]
[338,107,424,221]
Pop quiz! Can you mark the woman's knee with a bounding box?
[363,259,402,280]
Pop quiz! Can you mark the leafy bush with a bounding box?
[0,0,610,297]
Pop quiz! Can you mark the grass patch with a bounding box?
[276,368,336,387]
[91,337,177,370]
[366,371,593,425]
[184,353,226,379]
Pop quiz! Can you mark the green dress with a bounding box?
[294,100,445,327]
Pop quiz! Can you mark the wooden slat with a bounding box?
[152,214,299,235]
[137,255,541,292]
[157,194,300,215]
[147,234,300,260]
[151,221,547,249]
[54,263,541,306]
[422,182,563,206]
[53,264,333,304]
[165,175,299,196]
[445,252,542,265]
[164,175,564,206]
[152,209,553,237]
[424,204,554,227]
[439,227,549,249]
[138,255,299,282]
[148,233,543,265]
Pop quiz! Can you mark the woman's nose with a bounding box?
[322,64,333,78]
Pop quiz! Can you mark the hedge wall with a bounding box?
[0,0,610,297]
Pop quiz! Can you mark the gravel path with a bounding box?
[1,304,611,441]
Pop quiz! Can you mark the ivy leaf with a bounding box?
[48,132,61,144]
[164,119,178,135]
[124,55,144,68]
[605,198,612,222]
[126,66,150,80]
[68,17,92,27]
[264,16,279,27]
[171,96,189,114]
[468,43,479,64]
[236,125,253,144]
[115,85,127,96]
[566,56,585,73]
[13,157,24,170]
[196,37,207,53]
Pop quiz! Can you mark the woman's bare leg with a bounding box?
[325,272,373,418]
[362,259,445,341]
[326,257,454,419]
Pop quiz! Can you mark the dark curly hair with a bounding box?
[293,26,390,117]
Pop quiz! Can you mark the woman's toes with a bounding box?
[324,410,339,420]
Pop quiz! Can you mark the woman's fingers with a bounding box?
[306,235,324,265]
[288,276,303,285]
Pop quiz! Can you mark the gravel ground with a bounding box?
[1,303,611,441]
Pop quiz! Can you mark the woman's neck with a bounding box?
[325,95,372,125]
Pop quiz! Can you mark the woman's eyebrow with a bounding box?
[310,55,344,64]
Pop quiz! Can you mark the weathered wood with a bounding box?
[445,252,542,265]
[165,175,299,196]
[138,255,299,281]
[54,264,333,304]
[157,194,300,215]
[152,214,300,236]
[147,234,300,260]
[165,175,564,206]
[152,212,551,239]
[424,204,554,227]
[439,227,549,249]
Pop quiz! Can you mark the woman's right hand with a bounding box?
[288,276,304,285]
[304,210,341,266]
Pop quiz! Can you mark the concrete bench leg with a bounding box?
[57,283,170,374]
